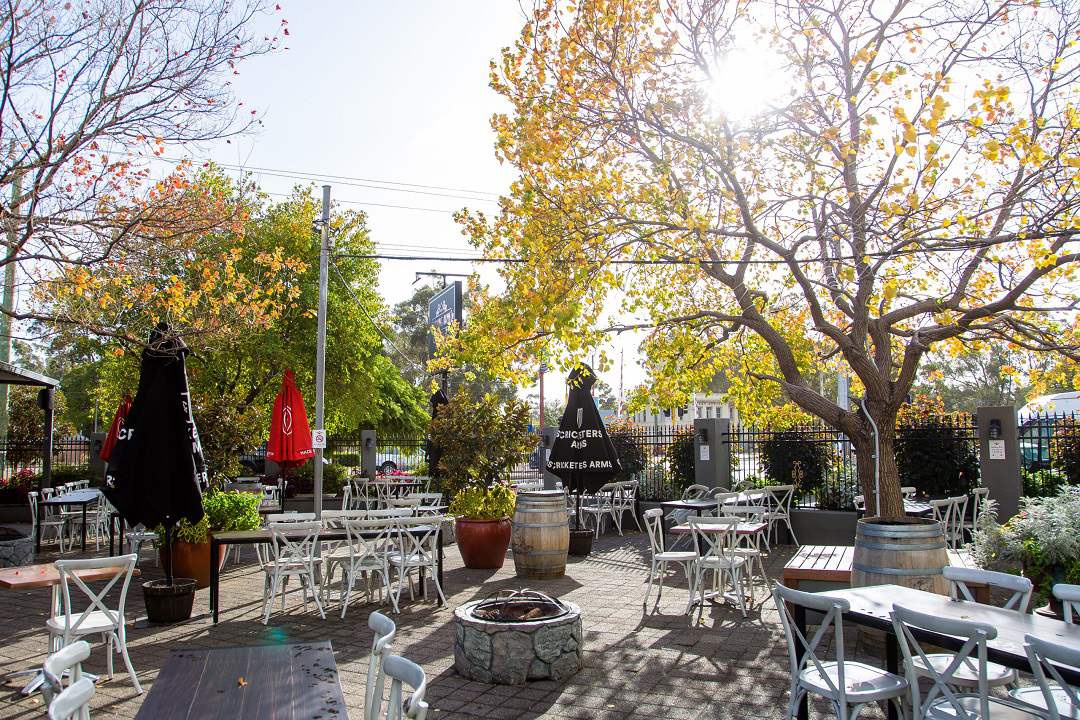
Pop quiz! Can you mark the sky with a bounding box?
[171,1,645,407]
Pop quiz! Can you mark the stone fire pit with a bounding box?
[0,527,33,568]
[453,591,582,685]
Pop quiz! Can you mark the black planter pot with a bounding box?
[143,579,196,624]
[568,529,594,557]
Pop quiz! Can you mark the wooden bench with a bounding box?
[783,544,988,602]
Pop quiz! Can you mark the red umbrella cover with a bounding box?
[100,395,132,462]
[266,369,314,468]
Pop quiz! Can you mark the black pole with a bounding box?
[164,522,174,586]
[39,387,54,491]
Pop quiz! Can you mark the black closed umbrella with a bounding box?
[545,364,621,528]
[426,389,449,481]
[104,323,206,584]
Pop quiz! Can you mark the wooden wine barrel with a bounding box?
[851,517,949,595]
[511,490,569,580]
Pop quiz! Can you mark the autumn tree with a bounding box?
[452,0,1080,517]
[1,0,284,333]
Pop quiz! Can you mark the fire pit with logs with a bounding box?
[454,589,582,685]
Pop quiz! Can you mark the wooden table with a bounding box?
[0,561,137,695]
[782,545,985,600]
[794,584,1080,720]
[38,489,102,553]
[134,641,346,719]
[209,523,445,623]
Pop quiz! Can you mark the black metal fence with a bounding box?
[1018,411,1080,496]
[609,424,694,501]
[0,436,92,483]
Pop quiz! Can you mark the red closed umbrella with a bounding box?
[100,395,132,462]
[266,369,314,468]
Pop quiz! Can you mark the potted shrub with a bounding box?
[156,490,262,590]
[429,390,533,569]
[971,486,1080,617]
[449,483,516,569]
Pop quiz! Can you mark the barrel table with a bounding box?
[851,517,949,594]
[512,490,570,579]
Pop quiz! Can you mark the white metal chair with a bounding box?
[913,566,1033,691]
[41,639,91,711]
[261,521,325,624]
[853,494,866,513]
[664,484,709,550]
[688,516,749,620]
[47,677,95,720]
[948,495,969,548]
[891,603,1042,720]
[615,480,642,533]
[579,482,620,537]
[1012,634,1080,720]
[901,486,917,499]
[930,498,955,547]
[365,611,397,720]
[265,511,317,523]
[763,484,799,547]
[125,524,158,566]
[48,554,141,693]
[389,516,446,608]
[328,517,397,616]
[1055,583,1080,624]
[773,583,908,720]
[29,491,70,552]
[382,655,429,720]
[641,508,696,611]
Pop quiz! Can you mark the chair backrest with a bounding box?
[1024,634,1080,720]
[1054,583,1080,624]
[341,483,353,511]
[892,603,997,719]
[681,484,709,500]
[383,654,429,720]
[930,498,953,526]
[950,495,969,539]
[394,516,443,560]
[688,515,739,563]
[642,508,665,556]
[42,640,91,706]
[42,487,55,500]
[344,517,396,561]
[712,492,740,514]
[617,480,638,504]
[764,485,795,515]
[47,677,95,720]
[264,512,316,523]
[411,493,443,507]
[596,482,619,497]
[853,494,865,512]
[54,554,138,637]
[772,583,853,708]
[901,486,916,499]
[390,498,422,509]
[27,491,39,525]
[366,611,397,720]
[268,521,321,567]
[943,566,1033,612]
[364,508,414,519]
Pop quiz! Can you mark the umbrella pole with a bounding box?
[163,522,174,586]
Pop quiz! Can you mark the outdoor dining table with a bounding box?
[209,521,446,623]
[37,488,101,553]
[795,583,1080,720]
[0,561,138,695]
[134,641,346,719]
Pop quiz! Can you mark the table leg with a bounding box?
[81,504,87,552]
[210,540,220,624]
[795,604,808,720]
[886,632,900,720]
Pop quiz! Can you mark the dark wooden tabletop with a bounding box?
[42,489,101,506]
[134,641,346,720]
[819,584,1080,685]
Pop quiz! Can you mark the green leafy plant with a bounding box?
[1022,468,1066,498]
[156,490,262,545]
[664,430,695,496]
[428,389,532,499]
[606,420,646,483]
[762,430,830,496]
[448,482,516,520]
[894,409,978,498]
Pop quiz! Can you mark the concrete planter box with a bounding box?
[790,508,858,546]
[0,504,30,525]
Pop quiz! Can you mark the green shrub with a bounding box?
[322,462,348,496]
[665,431,695,496]
[156,490,262,545]
[335,453,360,467]
[449,482,516,520]
[1023,468,1066,498]
[606,420,646,483]
[762,430,830,496]
[894,415,978,497]
[51,464,98,487]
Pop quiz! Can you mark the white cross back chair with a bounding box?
[389,516,446,608]
[365,611,397,720]
[688,516,749,620]
[579,482,621,537]
[1012,634,1080,720]
[29,491,70,552]
[641,508,696,611]
[47,677,95,720]
[382,655,429,720]
[773,584,908,720]
[261,521,325,624]
[763,484,799,547]
[1054,583,1080,624]
[48,554,141,693]
[41,639,91,712]
[891,603,1042,720]
[615,480,642,533]
[329,517,398,617]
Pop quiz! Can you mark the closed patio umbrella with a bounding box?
[545,363,622,528]
[104,323,206,584]
[99,394,132,462]
[266,369,313,497]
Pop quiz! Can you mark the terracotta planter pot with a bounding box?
[160,540,225,590]
[455,518,511,569]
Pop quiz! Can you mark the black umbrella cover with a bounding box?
[545,364,622,493]
[426,389,448,479]
[104,324,205,529]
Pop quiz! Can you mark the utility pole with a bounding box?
[313,185,330,520]
[0,143,20,444]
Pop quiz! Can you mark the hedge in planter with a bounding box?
[895,412,977,498]
[762,430,830,496]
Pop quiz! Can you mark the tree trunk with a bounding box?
[851,417,905,519]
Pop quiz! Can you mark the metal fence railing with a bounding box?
[0,436,92,483]
[1018,411,1080,496]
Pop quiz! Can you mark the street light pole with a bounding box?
[313,185,330,520]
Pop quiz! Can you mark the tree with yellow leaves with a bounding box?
[453,0,1080,517]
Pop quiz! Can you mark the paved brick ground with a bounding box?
[0,530,890,719]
